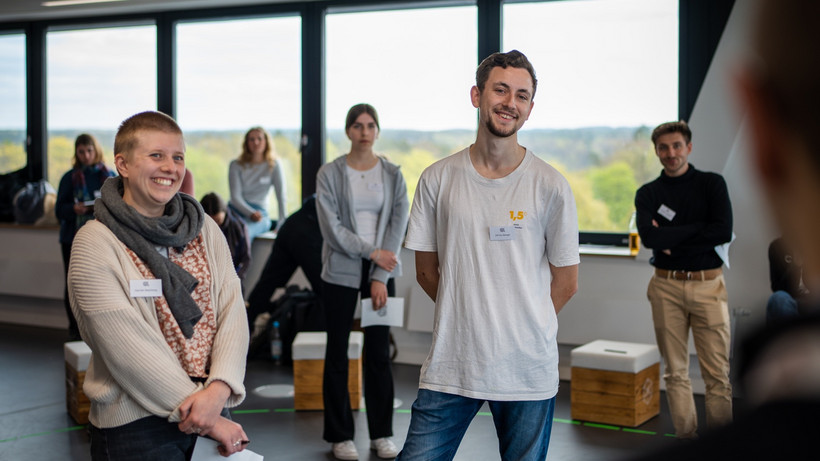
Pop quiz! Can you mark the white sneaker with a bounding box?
[332,440,359,460]
[370,437,399,459]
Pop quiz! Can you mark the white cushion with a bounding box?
[571,339,659,373]
[292,331,364,360]
[64,341,92,371]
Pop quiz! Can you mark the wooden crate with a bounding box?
[571,362,660,427]
[293,358,362,411]
[65,362,90,424]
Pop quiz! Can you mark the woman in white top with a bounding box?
[228,127,286,240]
[315,104,409,460]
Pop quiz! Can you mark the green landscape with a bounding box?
[1,126,659,232]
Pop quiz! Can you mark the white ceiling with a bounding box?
[0,0,298,23]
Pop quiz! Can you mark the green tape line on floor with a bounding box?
[583,422,621,431]
[553,418,581,425]
[0,425,85,443]
[622,428,656,435]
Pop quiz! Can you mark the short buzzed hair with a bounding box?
[114,111,183,158]
[476,50,538,99]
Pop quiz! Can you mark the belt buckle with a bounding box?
[687,271,693,281]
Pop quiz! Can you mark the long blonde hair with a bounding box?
[238,126,275,169]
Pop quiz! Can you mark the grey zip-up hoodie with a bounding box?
[316,155,409,288]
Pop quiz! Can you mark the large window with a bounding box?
[326,5,478,203]
[46,24,157,187]
[0,32,26,175]
[504,0,679,233]
[176,15,302,215]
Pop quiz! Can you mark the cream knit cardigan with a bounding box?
[68,217,248,429]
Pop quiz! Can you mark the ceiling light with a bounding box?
[42,0,128,7]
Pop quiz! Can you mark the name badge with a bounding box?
[657,204,676,222]
[489,225,515,241]
[259,176,271,185]
[367,182,381,191]
[130,279,162,297]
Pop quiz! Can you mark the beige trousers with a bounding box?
[647,274,733,438]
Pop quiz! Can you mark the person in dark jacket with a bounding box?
[200,192,252,285]
[246,195,323,329]
[55,133,115,340]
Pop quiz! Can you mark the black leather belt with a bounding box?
[655,268,722,281]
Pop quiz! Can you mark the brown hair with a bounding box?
[345,103,380,132]
[651,121,692,148]
[238,126,275,169]
[114,111,183,158]
[475,50,538,99]
[73,133,105,168]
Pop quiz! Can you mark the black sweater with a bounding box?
[634,164,732,271]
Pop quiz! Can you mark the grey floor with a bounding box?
[0,323,730,461]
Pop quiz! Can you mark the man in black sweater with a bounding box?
[634,120,734,439]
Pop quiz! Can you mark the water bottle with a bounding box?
[270,320,282,364]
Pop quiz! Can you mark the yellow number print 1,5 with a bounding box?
[509,210,526,221]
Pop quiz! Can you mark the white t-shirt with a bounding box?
[347,162,384,246]
[405,147,579,401]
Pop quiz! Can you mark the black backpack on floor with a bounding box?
[249,285,325,364]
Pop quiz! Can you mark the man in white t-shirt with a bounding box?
[397,50,580,461]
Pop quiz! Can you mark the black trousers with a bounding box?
[246,206,323,329]
[322,260,394,443]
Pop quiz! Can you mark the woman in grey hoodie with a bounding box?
[316,104,409,460]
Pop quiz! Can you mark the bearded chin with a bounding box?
[485,118,517,138]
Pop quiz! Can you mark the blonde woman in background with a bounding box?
[228,127,286,240]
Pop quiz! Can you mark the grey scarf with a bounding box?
[95,176,205,338]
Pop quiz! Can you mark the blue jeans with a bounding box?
[396,389,555,461]
[767,290,800,323]
[231,203,271,241]
[90,416,197,461]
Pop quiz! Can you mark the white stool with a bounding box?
[292,331,364,411]
[570,339,660,427]
[64,341,92,424]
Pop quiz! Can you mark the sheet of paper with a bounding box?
[191,437,263,461]
[715,232,736,269]
[361,297,404,328]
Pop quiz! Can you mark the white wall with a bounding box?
[0,226,66,328]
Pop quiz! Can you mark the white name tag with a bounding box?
[259,176,271,185]
[489,225,515,241]
[657,204,676,222]
[367,182,381,191]
[130,279,162,297]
